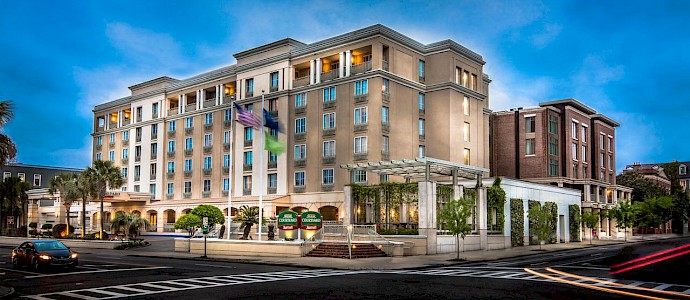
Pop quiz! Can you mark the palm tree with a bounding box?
[0,177,30,235]
[232,205,264,240]
[110,211,150,240]
[49,173,80,235]
[85,160,123,240]
[0,101,17,167]
[76,172,95,238]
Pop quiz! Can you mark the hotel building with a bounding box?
[91,24,491,233]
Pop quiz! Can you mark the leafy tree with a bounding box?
[0,101,17,166]
[609,200,636,241]
[232,205,265,240]
[487,177,506,232]
[633,196,673,233]
[0,176,30,234]
[76,172,96,238]
[528,203,555,250]
[580,211,600,245]
[661,161,690,233]
[49,173,80,235]
[111,211,150,239]
[175,214,202,237]
[438,197,474,259]
[616,171,668,203]
[191,205,225,227]
[84,160,123,240]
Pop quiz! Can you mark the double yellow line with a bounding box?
[524,267,690,300]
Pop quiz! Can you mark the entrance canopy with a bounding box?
[340,157,489,183]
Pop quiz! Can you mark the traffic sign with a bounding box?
[203,217,208,226]
[202,224,209,234]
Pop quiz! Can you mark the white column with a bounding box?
[118,111,122,127]
[179,94,185,114]
[315,59,322,84]
[309,60,315,85]
[338,52,345,78]
[197,90,202,110]
[418,181,437,255]
[215,85,221,106]
[584,184,591,202]
[595,186,601,203]
[288,66,294,89]
[343,186,352,227]
[345,50,352,77]
[477,187,488,250]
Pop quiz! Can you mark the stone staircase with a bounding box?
[306,242,388,259]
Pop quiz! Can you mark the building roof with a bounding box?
[539,98,597,115]
[0,163,83,172]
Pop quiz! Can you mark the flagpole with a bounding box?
[227,100,234,240]
[258,91,265,241]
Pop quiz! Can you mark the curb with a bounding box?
[0,286,14,299]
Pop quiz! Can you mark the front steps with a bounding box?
[306,242,388,259]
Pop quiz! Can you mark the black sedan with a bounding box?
[11,240,78,271]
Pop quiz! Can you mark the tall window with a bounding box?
[268,173,277,188]
[418,119,425,136]
[581,125,587,143]
[548,115,558,134]
[110,133,115,143]
[167,161,174,173]
[97,136,102,146]
[295,93,306,107]
[608,155,612,170]
[295,118,306,133]
[323,86,336,102]
[122,131,129,141]
[582,145,587,162]
[549,159,558,176]
[223,154,230,167]
[294,144,306,160]
[185,117,193,129]
[382,106,389,124]
[204,134,212,147]
[184,159,192,171]
[418,145,425,158]
[600,133,605,149]
[354,80,368,95]
[224,109,231,121]
[150,163,157,177]
[243,176,252,190]
[204,157,212,169]
[463,122,470,142]
[462,70,469,87]
[463,96,470,116]
[244,127,253,141]
[322,168,334,185]
[323,112,336,129]
[246,78,254,96]
[382,136,389,153]
[354,170,367,183]
[268,151,277,162]
[122,148,129,159]
[572,143,578,160]
[526,139,535,155]
[150,184,156,196]
[151,124,158,138]
[382,79,389,94]
[270,72,279,90]
[184,181,192,193]
[205,113,213,125]
[524,116,535,133]
[152,103,159,118]
[167,183,174,195]
[418,93,425,110]
[354,136,367,154]
[471,74,478,90]
[96,153,102,160]
[600,153,605,168]
[463,148,470,165]
[244,151,253,166]
[168,141,175,153]
[608,136,613,152]
[681,165,687,176]
[323,140,336,157]
[294,171,305,187]
[354,107,368,125]
[108,151,114,161]
[122,167,128,178]
[224,131,230,144]
[185,137,193,150]
[223,178,229,191]
[169,120,176,132]
[549,137,558,156]
[203,180,211,192]
[418,60,425,79]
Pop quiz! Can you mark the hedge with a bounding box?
[510,198,524,247]
[488,177,506,233]
[544,202,558,243]
[528,200,540,245]
[569,204,581,242]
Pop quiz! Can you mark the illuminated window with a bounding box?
[463,122,470,142]
[463,96,469,116]
[463,148,470,165]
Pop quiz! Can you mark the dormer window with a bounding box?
[680,164,687,175]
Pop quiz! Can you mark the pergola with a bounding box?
[340,157,489,185]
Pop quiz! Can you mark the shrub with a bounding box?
[29,229,39,237]
[51,224,75,238]
[528,200,540,245]
[569,204,581,242]
[42,224,53,230]
[29,222,38,229]
[510,199,524,247]
[378,228,419,235]
[41,231,52,237]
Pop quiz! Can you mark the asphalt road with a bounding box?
[1,237,689,299]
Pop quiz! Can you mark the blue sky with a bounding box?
[1,1,688,171]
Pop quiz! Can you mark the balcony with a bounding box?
[203,146,213,154]
[223,143,231,151]
[134,155,141,162]
[184,170,193,178]
[294,133,306,142]
[293,76,309,88]
[321,184,334,192]
[203,168,212,176]
[419,76,425,84]
[322,156,336,165]
[268,161,277,169]
[354,152,368,161]
[204,99,215,108]
[184,149,193,156]
[382,60,389,71]
[224,120,232,128]
[354,123,368,132]
[167,193,174,200]
[185,104,196,112]
[351,61,372,75]
[323,101,336,110]
[202,191,211,198]
[134,175,140,182]
[151,133,158,140]
[109,142,115,148]
[244,139,253,147]
[294,159,306,168]
[381,150,390,161]
[382,91,390,102]
[167,172,175,179]
[167,151,175,158]
[122,139,129,146]
[168,109,179,116]
[222,94,236,104]
[151,173,157,180]
[202,124,212,132]
[270,85,278,93]
[246,91,254,98]
[109,122,118,129]
[321,69,339,82]
[322,128,335,137]
[121,157,129,164]
[222,190,229,196]
[295,106,306,115]
[382,123,390,133]
[243,189,251,196]
[168,130,176,138]
[122,119,131,126]
[185,127,194,135]
[96,126,105,133]
[354,94,368,103]
[267,187,277,195]
[243,164,252,171]
[222,166,230,174]
[183,192,191,199]
[96,144,102,151]
[294,186,305,193]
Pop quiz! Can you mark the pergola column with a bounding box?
[418,181,436,255]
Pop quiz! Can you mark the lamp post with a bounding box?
[347,224,353,259]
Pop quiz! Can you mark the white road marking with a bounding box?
[24,266,171,278]
[95,256,122,260]
[194,263,236,269]
[0,267,40,275]
[553,265,610,271]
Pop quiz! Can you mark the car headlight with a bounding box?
[70,253,78,259]
[39,254,51,260]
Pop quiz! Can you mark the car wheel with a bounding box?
[32,258,40,272]
[12,257,19,269]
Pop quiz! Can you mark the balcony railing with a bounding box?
[323,101,336,110]
[121,157,129,164]
[382,60,389,71]
[223,143,231,151]
[203,146,213,154]
[96,126,105,133]
[246,91,254,98]
[134,155,141,162]
[96,144,102,151]
[267,187,277,194]
[163,223,175,232]
[382,123,390,133]
[151,173,157,180]
[351,61,372,75]
[381,150,390,161]
[151,153,157,160]
[122,119,131,126]
[134,175,140,181]
[322,156,336,164]
[167,151,175,158]
[295,106,306,115]
[152,112,159,119]
[109,142,115,148]
[243,164,252,171]
[382,91,390,102]
[354,94,368,103]
[222,94,236,104]
[183,193,191,199]
[168,109,179,116]
[122,139,129,146]
[167,172,175,179]
[268,161,277,169]
[224,120,232,128]
[203,168,212,176]
[243,189,251,196]
[204,124,213,132]
[222,190,229,196]
[244,140,253,147]
[293,76,309,88]
[135,135,142,143]
[184,170,192,178]
[168,130,175,138]
[184,149,193,156]
[185,127,194,135]
[354,123,368,132]
[419,134,425,141]
[166,193,174,200]
[321,69,339,82]
[136,115,142,123]
[270,85,278,93]
[321,184,334,192]
[419,108,425,115]
[294,159,306,167]
[354,152,368,161]
[204,100,215,108]
[419,76,425,84]
[222,166,230,174]
[151,133,158,140]
[322,128,335,137]
[185,104,196,112]
[202,191,211,198]
[294,133,306,142]
[294,186,305,193]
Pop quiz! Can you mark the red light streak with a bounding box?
[610,247,690,275]
[610,243,690,269]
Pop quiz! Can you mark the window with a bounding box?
[246,78,254,96]
[223,178,230,191]
[135,146,142,160]
[133,185,140,192]
[33,174,41,186]
[526,139,535,155]
[608,155,612,170]
[134,165,141,178]
[294,171,305,187]
[471,74,478,90]
[572,121,578,139]
[241,127,252,143]
[205,113,213,125]
[581,125,587,143]
[96,153,102,160]
[582,146,587,162]
[382,136,389,153]
[244,151,253,165]
[152,103,159,118]
[323,86,336,102]
[151,124,158,138]
[549,137,558,156]
[294,144,306,160]
[122,131,129,141]
[455,67,461,84]
[295,118,306,134]
[245,103,253,111]
[354,107,368,125]
[221,131,229,145]
[185,137,193,150]
[136,106,142,121]
[600,153,605,168]
[354,136,367,154]
[418,93,425,110]
[548,115,558,134]
[382,106,389,124]
[184,181,192,193]
[323,112,336,129]
[583,166,588,179]
[600,171,605,181]
[600,133,605,150]
[680,165,687,176]
[185,117,193,129]
[223,154,230,168]
[135,127,142,141]
[167,161,175,173]
[463,148,470,165]
[270,72,279,90]
[419,145,425,158]
[150,184,156,197]
[295,93,306,107]
[184,159,192,171]
[204,157,212,170]
[525,116,535,133]
[573,164,579,179]
[122,148,129,159]
[322,169,334,185]
[323,140,336,157]
[150,163,157,176]
[151,143,158,156]
[17,173,25,182]
[203,180,211,192]
[167,183,174,195]
[168,141,175,152]
[96,136,102,146]
[243,176,252,190]
[462,70,469,87]
[268,151,277,162]
[2,172,9,180]
[120,167,127,179]
[109,133,116,143]
[418,119,425,136]
[572,143,578,160]
[169,121,176,132]
[354,170,367,183]
[549,159,558,176]
[608,136,613,152]
[108,151,114,161]
[354,80,368,95]
[268,99,279,111]
[462,96,470,116]
[268,173,277,188]
[382,79,389,94]
[418,60,425,79]
[463,122,470,142]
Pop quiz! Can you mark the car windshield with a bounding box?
[34,241,68,251]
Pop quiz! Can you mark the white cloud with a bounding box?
[531,23,562,48]
[47,136,93,169]
[73,66,146,118]
[571,54,625,110]
[105,23,186,68]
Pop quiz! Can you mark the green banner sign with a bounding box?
[300,211,322,230]
[278,211,299,230]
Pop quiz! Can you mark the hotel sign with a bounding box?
[300,211,322,230]
[277,211,298,230]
